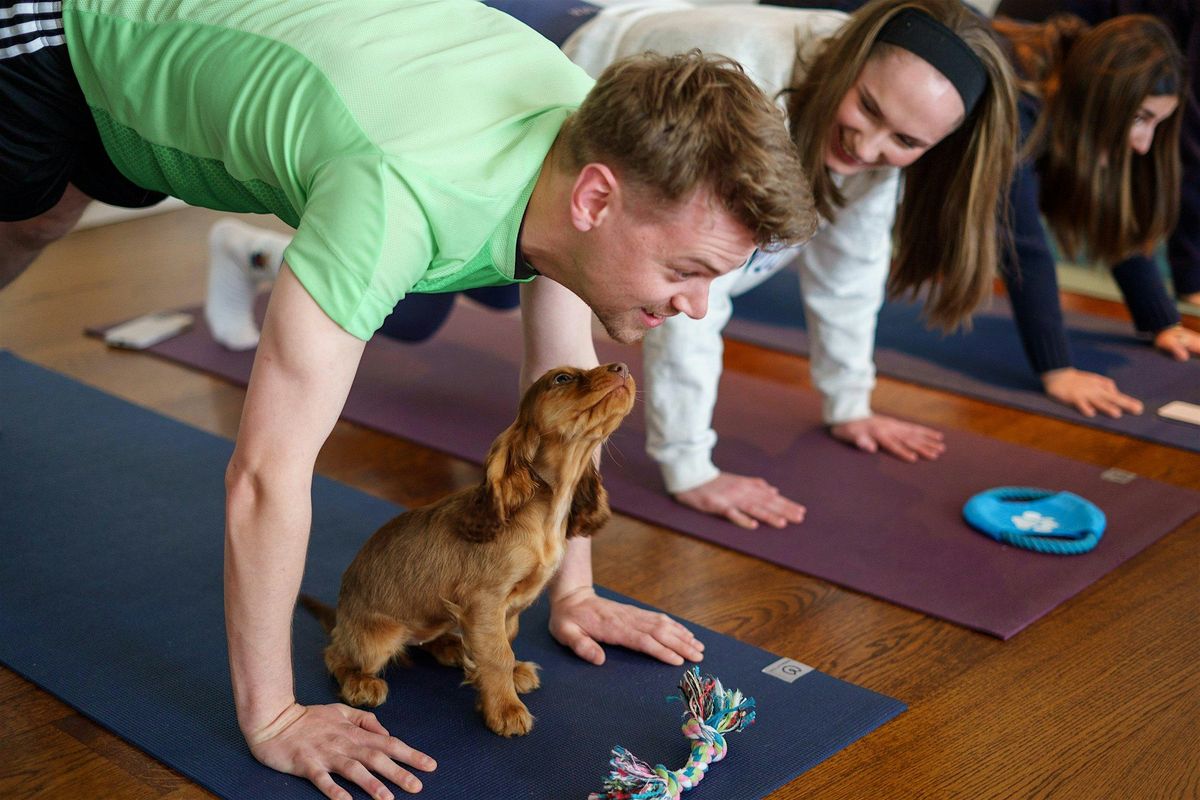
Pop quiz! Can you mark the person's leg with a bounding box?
[376,293,457,343]
[0,184,91,291]
[375,285,519,344]
[1,7,160,292]
[463,284,521,311]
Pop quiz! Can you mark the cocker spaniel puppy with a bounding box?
[302,362,635,736]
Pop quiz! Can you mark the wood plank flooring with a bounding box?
[1,207,1196,799]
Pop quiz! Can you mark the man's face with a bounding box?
[572,188,756,344]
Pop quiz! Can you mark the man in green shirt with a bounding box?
[1,1,815,796]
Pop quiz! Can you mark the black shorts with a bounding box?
[0,1,165,221]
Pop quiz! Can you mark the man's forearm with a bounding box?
[518,278,598,388]
[219,264,367,734]
[519,278,600,599]
[224,459,314,736]
[549,535,594,599]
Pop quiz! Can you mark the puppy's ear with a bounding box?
[484,420,542,526]
[567,461,610,538]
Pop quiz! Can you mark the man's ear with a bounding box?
[569,163,619,232]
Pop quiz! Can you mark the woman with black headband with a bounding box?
[201,0,1018,530]
[770,0,1195,417]
[585,0,1018,529]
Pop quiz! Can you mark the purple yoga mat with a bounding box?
[726,269,1200,452]
[90,301,1200,638]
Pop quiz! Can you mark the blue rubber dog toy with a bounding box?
[963,487,1105,555]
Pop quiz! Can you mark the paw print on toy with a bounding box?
[1010,510,1060,534]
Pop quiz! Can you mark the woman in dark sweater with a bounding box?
[991,12,1192,417]
[996,1,1197,310]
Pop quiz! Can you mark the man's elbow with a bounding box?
[224,456,267,525]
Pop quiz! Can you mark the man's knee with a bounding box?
[2,187,91,250]
[5,216,73,251]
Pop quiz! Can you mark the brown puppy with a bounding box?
[301,362,635,736]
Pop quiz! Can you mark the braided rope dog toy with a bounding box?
[589,667,756,799]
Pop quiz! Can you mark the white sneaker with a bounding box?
[204,219,287,350]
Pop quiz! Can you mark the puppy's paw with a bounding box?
[513,661,541,694]
[425,636,465,668]
[341,675,389,707]
[483,698,534,737]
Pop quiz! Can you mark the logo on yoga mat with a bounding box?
[762,658,814,683]
[1100,468,1138,484]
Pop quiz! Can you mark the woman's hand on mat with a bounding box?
[549,585,705,666]
[1041,368,1144,418]
[830,415,946,462]
[672,472,806,530]
[246,701,436,800]
[1153,324,1200,361]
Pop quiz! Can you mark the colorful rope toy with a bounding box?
[589,667,756,800]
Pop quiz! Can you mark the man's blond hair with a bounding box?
[560,50,816,250]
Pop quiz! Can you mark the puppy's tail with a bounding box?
[298,594,337,634]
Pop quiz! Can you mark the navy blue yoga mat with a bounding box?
[0,352,904,800]
[727,269,1200,452]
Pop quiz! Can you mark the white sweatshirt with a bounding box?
[565,2,901,493]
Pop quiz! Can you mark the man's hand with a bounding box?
[1041,367,1144,418]
[549,585,705,667]
[1153,324,1200,361]
[246,702,436,800]
[829,414,946,461]
[673,472,806,530]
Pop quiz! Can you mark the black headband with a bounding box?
[1149,72,1178,97]
[877,8,988,117]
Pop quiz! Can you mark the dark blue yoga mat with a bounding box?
[0,351,904,800]
[727,269,1200,452]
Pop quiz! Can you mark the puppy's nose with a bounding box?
[607,362,629,378]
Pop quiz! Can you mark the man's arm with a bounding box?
[225,266,434,800]
[519,277,704,666]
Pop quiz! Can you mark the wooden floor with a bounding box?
[1,207,1197,799]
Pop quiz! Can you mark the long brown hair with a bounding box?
[787,0,1018,330]
[993,14,1185,263]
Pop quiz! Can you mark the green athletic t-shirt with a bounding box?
[61,0,594,339]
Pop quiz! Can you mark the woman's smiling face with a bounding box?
[825,46,966,176]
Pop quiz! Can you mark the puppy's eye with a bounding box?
[553,373,574,385]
